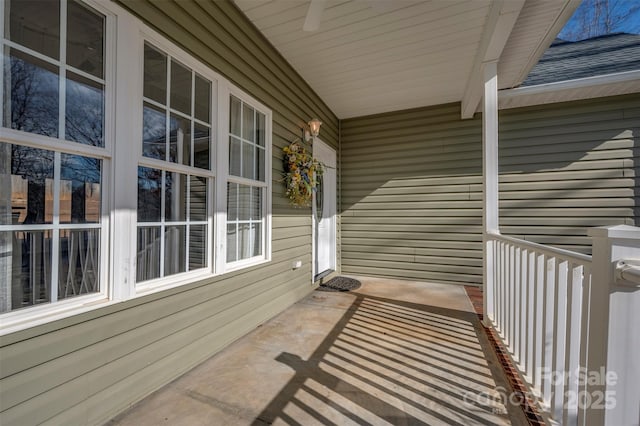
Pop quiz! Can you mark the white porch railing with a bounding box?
[485,226,640,426]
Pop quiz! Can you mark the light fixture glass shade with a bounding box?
[308,118,322,137]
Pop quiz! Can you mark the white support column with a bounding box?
[483,61,499,327]
[111,14,141,300]
[587,225,640,426]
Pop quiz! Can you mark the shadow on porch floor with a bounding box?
[107,276,528,426]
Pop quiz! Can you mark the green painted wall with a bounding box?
[340,103,484,285]
[499,94,640,252]
[340,94,640,284]
[0,1,338,425]
[1,1,638,423]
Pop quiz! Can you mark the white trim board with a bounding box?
[498,70,640,110]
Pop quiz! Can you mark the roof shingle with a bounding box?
[521,33,640,86]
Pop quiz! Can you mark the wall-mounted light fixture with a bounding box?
[304,118,323,142]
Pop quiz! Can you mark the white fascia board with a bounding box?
[499,70,640,99]
[497,70,640,110]
[460,0,525,119]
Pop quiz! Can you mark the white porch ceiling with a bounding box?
[235,0,579,119]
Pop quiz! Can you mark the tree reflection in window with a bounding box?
[0,0,106,314]
[2,0,105,147]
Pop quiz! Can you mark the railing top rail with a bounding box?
[486,232,592,265]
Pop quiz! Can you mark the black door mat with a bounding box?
[316,276,362,292]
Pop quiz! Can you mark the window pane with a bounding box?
[227,182,238,221]
[169,113,190,164]
[256,112,265,147]
[238,185,251,221]
[143,43,167,105]
[0,230,52,313]
[226,224,236,263]
[4,48,59,138]
[137,167,162,222]
[242,104,255,142]
[251,187,262,221]
[164,225,186,276]
[6,0,60,59]
[252,223,262,257]
[226,184,263,263]
[66,0,104,78]
[238,224,251,259]
[189,176,207,221]
[58,228,100,300]
[0,143,54,225]
[188,225,206,271]
[170,60,191,115]
[165,171,186,222]
[194,75,210,123]
[242,142,255,180]
[193,123,210,170]
[65,71,104,146]
[143,102,166,160]
[60,154,101,224]
[257,147,265,182]
[230,96,241,137]
[229,136,241,177]
[137,226,160,282]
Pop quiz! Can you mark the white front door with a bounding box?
[313,139,337,280]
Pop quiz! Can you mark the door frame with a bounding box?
[312,138,337,282]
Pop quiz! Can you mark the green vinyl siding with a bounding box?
[340,103,484,285]
[340,94,640,284]
[499,94,640,253]
[0,1,338,425]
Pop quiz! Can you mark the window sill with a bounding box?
[224,256,271,274]
[0,293,114,337]
[135,269,215,296]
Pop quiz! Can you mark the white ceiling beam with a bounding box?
[460,0,525,119]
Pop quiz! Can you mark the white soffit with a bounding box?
[235,0,577,119]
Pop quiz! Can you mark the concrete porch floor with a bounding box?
[107,276,528,426]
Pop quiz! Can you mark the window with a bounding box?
[0,0,272,331]
[226,95,268,265]
[136,43,213,285]
[0,0,107,314]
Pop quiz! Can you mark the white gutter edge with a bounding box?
[499,69,640,99]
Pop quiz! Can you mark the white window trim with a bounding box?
[0,0,272,335]
[132,33,219,291]
[219,87,273,274]
[0,0,116,331]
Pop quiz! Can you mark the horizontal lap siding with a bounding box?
[340,103,484,285]
[340,94,640,284]
[499,94,640,254]
[0,1,338,425]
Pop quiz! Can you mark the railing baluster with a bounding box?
[513,245,521,363]
[484,233,594,425]
[552,259,569,422]
[498,243,507,337]
[533,251,544,394]
[577,264,592,426]
[542,255,557,408]
[563,263,583,426]
[507,243,514,346]
[518,247,527,370]
[496,241,502,333]
[526,249,535,383]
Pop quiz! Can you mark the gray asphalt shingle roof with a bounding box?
[521,33,640,87]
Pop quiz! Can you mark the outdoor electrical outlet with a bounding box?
[292,260,302,269]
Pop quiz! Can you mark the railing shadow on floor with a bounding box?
[251,292,525,426]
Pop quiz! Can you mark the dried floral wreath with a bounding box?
[282,141,323,207]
